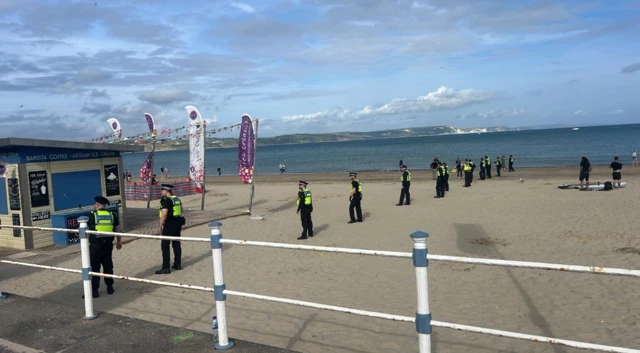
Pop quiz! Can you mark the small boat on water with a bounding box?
[571,127,579,131]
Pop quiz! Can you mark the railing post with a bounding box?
[411,231,431,353]
[209,221,235,350]
[78,216,97,320]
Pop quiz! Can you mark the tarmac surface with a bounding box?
[0,293,299,353]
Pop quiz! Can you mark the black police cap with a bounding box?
[349,172,357,177]
[161,184,174,190]
[94,196,109,205]
[299,180,308,186]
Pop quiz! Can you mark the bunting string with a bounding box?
[89,122,244,145]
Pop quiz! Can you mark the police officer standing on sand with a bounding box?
[397,165,411,206]
[485,155,491,178]
[509,155,515,172]
[495,157,502,177]
[468,158,475,184]
[479,157,486,180]
[442,162,450,191]
[296,181,313,240]
[463,159,472,187]
[86,196,122,298]
[348,172,363,223]
[156,184,185,274]
[435,163,446,198]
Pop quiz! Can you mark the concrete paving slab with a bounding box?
[0,293,299,353]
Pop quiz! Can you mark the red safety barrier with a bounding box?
[124,181,198,201]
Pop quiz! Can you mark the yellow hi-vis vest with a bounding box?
[296,189,312,206]
[444,165,449,175]
[158,195,182,218]
[401,171,411,182]
[94,210,114,232]
[351,179,362,193]
[464,163,472,172]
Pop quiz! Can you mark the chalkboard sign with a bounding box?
[28,171,49,208]
[104,164,120,197]
[7,178,20,211]
[12,214,21,237]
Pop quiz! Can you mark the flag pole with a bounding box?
[248,119,259,216]
[200,121,206,211]
[145,133,156,209]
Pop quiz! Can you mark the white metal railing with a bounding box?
[0,223,638,352]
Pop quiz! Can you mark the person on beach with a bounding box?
[435,163,445,198]
[468,158,475,184]
[156,184,184,274]
[463,159,472,187]
[160,166,165,179]
[443,162,450,191]
[633,150,638,166]
[164,166,169,178]
[217,165,222,176]
[296,181,313,240]
[610,156,622,188]
[579,157,592,190]
[509,155,515,172]
[455,158,462,179]
[479,157,486,180]
[348,172,363,223]
[495,157,502,177]
[399,157,404,171]
[501,155,506,171]
[279,163,284,174]
[484,155,491,178]
[86,196,122,298]
[397,165,411,206]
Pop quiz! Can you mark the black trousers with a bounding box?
[486,166,492,178]
[300,208,313,237]
[509,162,514,172]
[90,241,114,290]
[399,183,410,205]
[480,167,485,180]
[464,171,471,187]
[457,168,462,178]
[444,174,449,191]
[161,221,182,269]
[349,195,363,222]
[497,166,501,176]
[436,178,445,197]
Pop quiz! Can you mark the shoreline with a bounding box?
[129,164,639,185]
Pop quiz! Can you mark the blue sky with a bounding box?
[0,0,638,140]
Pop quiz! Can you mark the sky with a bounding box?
[0,0,639,140]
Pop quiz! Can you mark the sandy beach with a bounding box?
[2,165,640,352]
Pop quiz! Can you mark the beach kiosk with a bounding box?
[0,138,143,250]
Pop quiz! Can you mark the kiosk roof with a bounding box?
[0,137,144,153]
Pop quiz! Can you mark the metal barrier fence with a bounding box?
[0,221,639,353]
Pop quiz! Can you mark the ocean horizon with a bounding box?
[122,123,640,177]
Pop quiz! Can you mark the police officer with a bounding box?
[485,155,491,178]
[479,157,486,180]
[156,184,184,274]
[468,158,475,184]
[443,162,450,191]
[296,181,313,240]
[397,165,411,206]
[463,159,472,187]
[86,196,122,298]
[509,155,515,172]
[348,172,363,223]
[495,157,502,176]
[435,163,445,198]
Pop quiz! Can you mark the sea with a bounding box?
[122,124,640,176]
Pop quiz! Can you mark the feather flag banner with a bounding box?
[107,118,122,139]
[185,105,205,183]
[238,114,255,184]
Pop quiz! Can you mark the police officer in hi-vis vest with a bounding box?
[397,165,411,206]
[463,159,472,187]
[435,163,445,198]
[495,157,502,176]
[443,162,450,191]
[86,196,122,298]
[348,172,363,223]
[509,155,515,172]
[296,181,313,240]
[485,155,492,178]
[479,157,486,180]
[156,184,184,274]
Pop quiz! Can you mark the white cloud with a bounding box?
[230,1,256,14]
[138,88,195,105]
[282,86,494,123]
[574,109,588,116]
[609,109,624,115]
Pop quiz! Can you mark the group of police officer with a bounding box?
[294,156,515,239]
[84,183,184,298]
